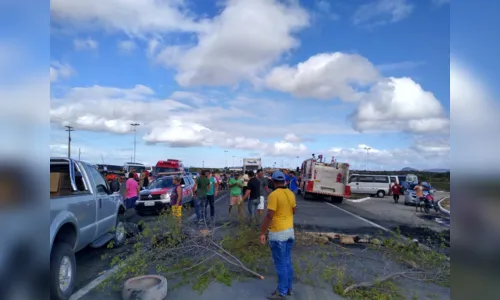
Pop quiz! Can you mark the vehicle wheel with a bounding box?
[424,205,430,214]
[434,205,440,213]
[377,190,385,198]
[50,243,76,300]
[303,192,311,200]
[331,196,343,204]
[111,216,126,248]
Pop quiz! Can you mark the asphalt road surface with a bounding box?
[72,191,422,300]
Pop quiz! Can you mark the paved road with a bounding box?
[72,190,390,300]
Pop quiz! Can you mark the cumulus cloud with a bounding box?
[73,38,98,50]
[266,52,379,101]
[353,0,414,27]
[50,84,312,157]
[328,138,449,170]
[350,77,449,134]
[118,40,136,53]
[50,61,74,82]
[150,0,309,87]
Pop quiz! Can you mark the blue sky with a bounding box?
[49,0,450,170]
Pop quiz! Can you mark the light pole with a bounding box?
[64,126,74,158]
[224,150,228,169]
[364,147,371,171]
[130,123,140,162]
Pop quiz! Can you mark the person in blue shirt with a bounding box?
[283,169,291,187]
[288,171,298,194]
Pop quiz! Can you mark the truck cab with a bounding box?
[50,158,126,300]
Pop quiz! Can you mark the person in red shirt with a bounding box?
[391,181,401,203]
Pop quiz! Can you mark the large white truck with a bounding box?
[242,158,262,173]
[299,155,350,204]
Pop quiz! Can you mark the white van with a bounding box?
[348,174,391,198]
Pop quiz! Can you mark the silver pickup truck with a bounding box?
[50,158,126,300]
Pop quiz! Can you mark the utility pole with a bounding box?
[65,126,74,158]
[130,123,140,162]
[364,147,371,171]
[224,150,228,169]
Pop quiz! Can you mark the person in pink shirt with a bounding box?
[125,172,140,209]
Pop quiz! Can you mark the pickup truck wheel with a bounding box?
[112,217,126,248]
[50,243,76,300]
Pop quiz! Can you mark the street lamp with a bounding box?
[130,123,140,162]
[224,150,228,169]
[364,147,371,171]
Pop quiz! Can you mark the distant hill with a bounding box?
[423,168,450,173]
[400,167,418,171]
[399,167,450,173]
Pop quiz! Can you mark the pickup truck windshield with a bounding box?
[148,177,174,189]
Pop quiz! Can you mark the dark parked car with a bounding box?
[135,175,195,215]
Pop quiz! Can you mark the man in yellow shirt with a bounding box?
[260,171,296,299]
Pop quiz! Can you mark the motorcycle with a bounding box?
[419,193,439,214]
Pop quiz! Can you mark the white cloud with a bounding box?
[284,133,301,143]
[350,77,449,134]
[50,0,206,36]
[353,0,414,27]
[118,40,136,53]
[50,61,74,82]
[265,52,380,101]
[50,84,315,157]
[73,38,98,50]
[150,0,309,87]
[328,138,449,170]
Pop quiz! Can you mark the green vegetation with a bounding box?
[101,213,450,299]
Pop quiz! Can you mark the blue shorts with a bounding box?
[125,196,138,209]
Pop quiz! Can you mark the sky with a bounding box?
[48,0,451,170]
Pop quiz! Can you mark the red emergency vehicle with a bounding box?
[153,159,184,179]
[299,154,350,204]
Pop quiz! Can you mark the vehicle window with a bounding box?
[187,177,194,185]
[148,177,174,189]
[398,176,406,183]
[358,176,373,183]
[348,175,358,183]
[374,176,389,183]
[156,167,179,173]
[88,166,109,193]
[180,177,186,185]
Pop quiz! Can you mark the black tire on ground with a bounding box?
[303,192,312,200]
[50,242,76,300]
[111,215,126,248]
[424,205,430,214]
[377,190,386,198]
[331,196,343,204]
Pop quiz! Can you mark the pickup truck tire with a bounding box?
[50,242,76,300]
[111,216,126,248]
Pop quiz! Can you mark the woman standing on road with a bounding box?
[171,176,183,225]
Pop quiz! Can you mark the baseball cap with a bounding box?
[271,170,286,181]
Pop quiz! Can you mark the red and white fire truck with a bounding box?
[153,159,184,179]
[299,154,350,204]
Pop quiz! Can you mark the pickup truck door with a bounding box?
[86,165,117,238]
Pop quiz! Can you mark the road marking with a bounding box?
[325,202,390,232]
[346,197,372,203]
[70,192,228,300]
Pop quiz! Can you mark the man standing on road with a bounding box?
[243,171,260,223]
[228,173,243,219]
[288,171,298,195]
[206,171,218,222]
[260,170,296,299]
[391,180,401,203]
[283,169,290,187]
[193,170,210,224]
[257,169,270,218]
